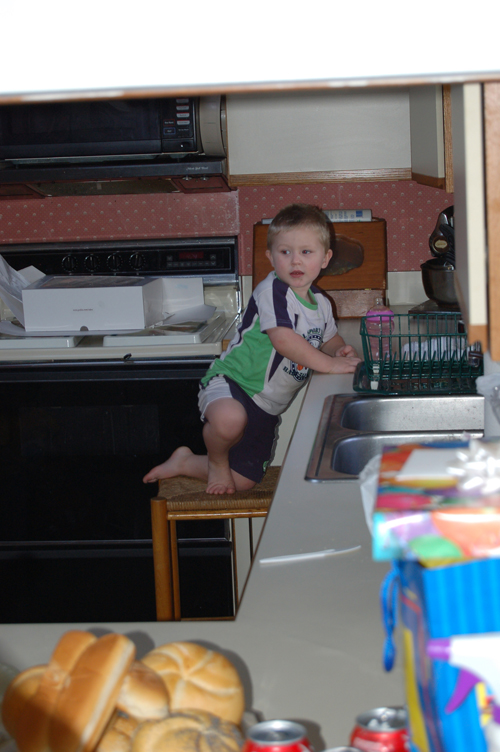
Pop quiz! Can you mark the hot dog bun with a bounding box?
[15,631,97,752]
[49,633,136,752]
[140,643,244,725]
[1,665,46,738]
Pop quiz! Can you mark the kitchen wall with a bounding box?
[0,181,452,274]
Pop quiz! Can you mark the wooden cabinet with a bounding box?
[409,85,454,192]
[226,89,412,186]
[226,86,456,191]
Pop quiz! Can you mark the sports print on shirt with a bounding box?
[284,323,324,382]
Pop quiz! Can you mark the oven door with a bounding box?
[0,359,233,623]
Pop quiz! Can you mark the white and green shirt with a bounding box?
[201,272,338,416]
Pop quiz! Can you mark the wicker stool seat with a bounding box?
[150,466,280,620]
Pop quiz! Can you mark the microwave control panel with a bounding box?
[161,98,198,155]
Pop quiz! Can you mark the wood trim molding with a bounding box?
[228,168,412,187]
[410,172,446,190]
[5,74,500,105]
[442,84,454,194]
[485,82,500,360]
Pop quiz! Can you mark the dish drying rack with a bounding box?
[354,312,484,394]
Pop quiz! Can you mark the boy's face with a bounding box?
[265,226,333,299]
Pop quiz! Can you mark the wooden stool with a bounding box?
[150,466,280,620]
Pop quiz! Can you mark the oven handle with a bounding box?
[0,359,213,382]
[0,540,232,560]
[0,540,154,559]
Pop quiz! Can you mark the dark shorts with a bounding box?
[199,375,280,484]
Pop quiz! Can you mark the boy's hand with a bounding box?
[328,355,362,374]
[335,344,359,359]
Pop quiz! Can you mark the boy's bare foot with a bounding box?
[142,446,194,483]
[206,459,236,495]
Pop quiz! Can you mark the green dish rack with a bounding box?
[354,312,484,395]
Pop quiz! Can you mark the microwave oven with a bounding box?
[0,95,226,164]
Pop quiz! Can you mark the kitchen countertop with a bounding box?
[0,318,404,750]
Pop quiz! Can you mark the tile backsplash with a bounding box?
[0,181,452,274]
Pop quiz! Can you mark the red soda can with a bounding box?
[349,707,409,752]
[242,720,313,752]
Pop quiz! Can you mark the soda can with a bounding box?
[349,706,409,752]
[323,748,360,752]
[242,720,313,752]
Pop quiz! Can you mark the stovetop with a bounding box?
[0,236,240,362]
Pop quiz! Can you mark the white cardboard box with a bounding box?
[22,275,164,332]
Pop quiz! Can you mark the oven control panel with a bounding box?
[0,238,237,277]
[164,248,224,271]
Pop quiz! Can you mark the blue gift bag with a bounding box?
[381,559,500,752]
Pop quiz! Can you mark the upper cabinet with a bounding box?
[409,85,454,193]
[225,89,412,185]
[0,87,456,196]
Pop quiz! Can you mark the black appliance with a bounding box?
[0,96,225,162]
[410,205,459,315]
[0,96,227,194]
[428,205,455,262]
[0,236,239,623]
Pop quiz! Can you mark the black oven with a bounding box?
[0,361,234,623]
[0,237,239,624]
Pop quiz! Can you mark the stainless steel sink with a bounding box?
[306,393,484,481]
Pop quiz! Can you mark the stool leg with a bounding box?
[231,517,239,612]
[150,497,174,621]
[170,520,182,620]
[248,517,254,559]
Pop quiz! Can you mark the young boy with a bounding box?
[143,203,361,494]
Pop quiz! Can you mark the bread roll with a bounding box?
[15,630,97,752]
[1,665,46,738]
[131,710,243,752]
[116,662,169,721]
[96,713,141,752]
[141,643,244,725]
[49,633,136,752]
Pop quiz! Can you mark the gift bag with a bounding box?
[381,559,500,752]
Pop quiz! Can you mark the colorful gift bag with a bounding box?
[381,559,500,752]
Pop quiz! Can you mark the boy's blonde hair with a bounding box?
[267,203,333,253]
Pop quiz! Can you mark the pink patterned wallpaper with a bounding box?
[0,181,453,274]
